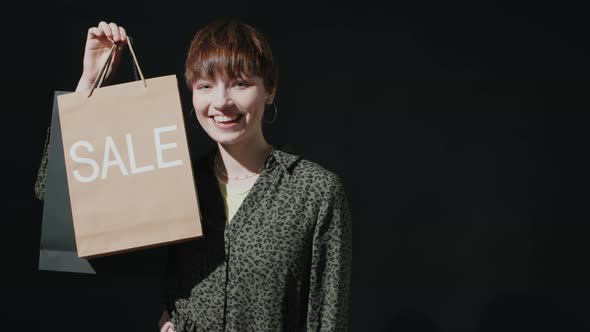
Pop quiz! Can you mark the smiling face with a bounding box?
[192,73,274,145]
[184,19,279,147]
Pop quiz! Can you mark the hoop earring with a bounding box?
[264,101,278,124]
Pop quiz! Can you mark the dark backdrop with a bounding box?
[6,1,589,331]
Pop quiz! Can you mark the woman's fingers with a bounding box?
[108,22,121,43]
[118,26,127,43]
[89,22,127,46]
[88,26,104,39]
[98,21,112,40]
[160,321,176,332]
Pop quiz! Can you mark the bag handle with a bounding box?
[87,36,147,98]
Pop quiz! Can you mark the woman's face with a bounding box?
[192,73,273,146]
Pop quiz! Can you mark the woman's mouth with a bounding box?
[212,114,243,129]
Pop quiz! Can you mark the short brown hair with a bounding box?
[184,19,278,94]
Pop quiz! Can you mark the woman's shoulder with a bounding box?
[294,158,341,183]
[274,145,343,191]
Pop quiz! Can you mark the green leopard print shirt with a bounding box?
[36,136,352,331]
[165,146,352,331]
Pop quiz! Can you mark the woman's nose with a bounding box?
[212,89,234,110]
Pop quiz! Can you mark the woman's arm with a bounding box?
[306,175,353,331]
[34,22,128,200]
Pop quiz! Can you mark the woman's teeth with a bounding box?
[214,114,242,123]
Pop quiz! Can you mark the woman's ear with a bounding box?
[266,86,276,104]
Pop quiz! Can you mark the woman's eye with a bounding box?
[198,84,211,89]
[234,81,247,87]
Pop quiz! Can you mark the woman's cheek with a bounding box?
[194,111,210,128]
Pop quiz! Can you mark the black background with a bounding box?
[6,0,589,331]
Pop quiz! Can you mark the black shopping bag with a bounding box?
[38,91,95,274]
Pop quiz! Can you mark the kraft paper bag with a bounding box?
[56,38,202,259]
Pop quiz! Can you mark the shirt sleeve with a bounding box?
[34,126,51,201]
[306,175,353,331]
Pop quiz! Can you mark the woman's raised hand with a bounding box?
[76,21,127,92]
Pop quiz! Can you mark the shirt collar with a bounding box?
[203,143,300,174]
[268,144,300,173]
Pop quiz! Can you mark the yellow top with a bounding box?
[217,180,252,224]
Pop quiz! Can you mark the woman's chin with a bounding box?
[210,132,245,146]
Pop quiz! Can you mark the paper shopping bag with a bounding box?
[56,38,202,259]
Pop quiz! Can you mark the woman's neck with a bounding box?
[216,135,273,179]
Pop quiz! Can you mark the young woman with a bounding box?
[36,19,352,332]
